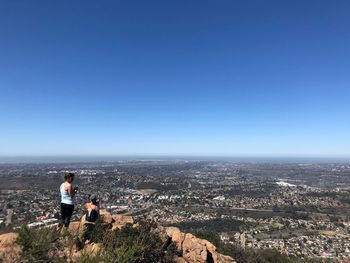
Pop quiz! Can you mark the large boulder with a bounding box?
[165,227,236,263]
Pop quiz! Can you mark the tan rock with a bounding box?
[0,232,20,263]
[200,249,208,261]
[0,232,18,246]
[165,226,181,237]
[174,256,188,263]
[217,253,236,263]
[111,214,134,230]
[182,234,207,262]
[99,209,114,224]
[183,235,203,251]
[164,228,236,263]
[202,239,219,262]
[203,239,216,251]
[165,227,185,250]
[68,221,83,234]
[185,250,198,262]
[112,215,134,224]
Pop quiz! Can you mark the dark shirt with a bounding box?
[85,208,99,223]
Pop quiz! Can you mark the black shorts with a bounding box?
[60,203,74,227]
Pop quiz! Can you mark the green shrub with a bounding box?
[15,226,61,262]
[93,222,177,263]
[15,220,178,263]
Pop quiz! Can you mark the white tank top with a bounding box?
[60,183,75,205]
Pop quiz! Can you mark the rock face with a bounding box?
[165,227,236,263]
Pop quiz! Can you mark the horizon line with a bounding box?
[0,154,349,164]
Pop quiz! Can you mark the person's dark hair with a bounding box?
[89,194,98,205]
[64,172,75,182]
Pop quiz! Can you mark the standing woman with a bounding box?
[60,172,76,228]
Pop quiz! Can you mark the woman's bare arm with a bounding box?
[67,183,75,197]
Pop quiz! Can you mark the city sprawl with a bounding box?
[1,160,350,260]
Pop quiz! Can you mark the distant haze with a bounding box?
[0,155,349,164]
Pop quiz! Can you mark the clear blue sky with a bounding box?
[0,0,349,157]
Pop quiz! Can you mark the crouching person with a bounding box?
[86,195,99,222]
[77,195,100,248]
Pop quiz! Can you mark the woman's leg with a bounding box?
[60,203,67,226]
[61,203,74,227]
[64,204,74,227]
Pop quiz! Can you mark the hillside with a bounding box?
[0,209,236,263]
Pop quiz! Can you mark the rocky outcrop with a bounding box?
[166,227,236,263]
[81,210,236,263]
[2,210,236,263]
[76,210,235,262]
